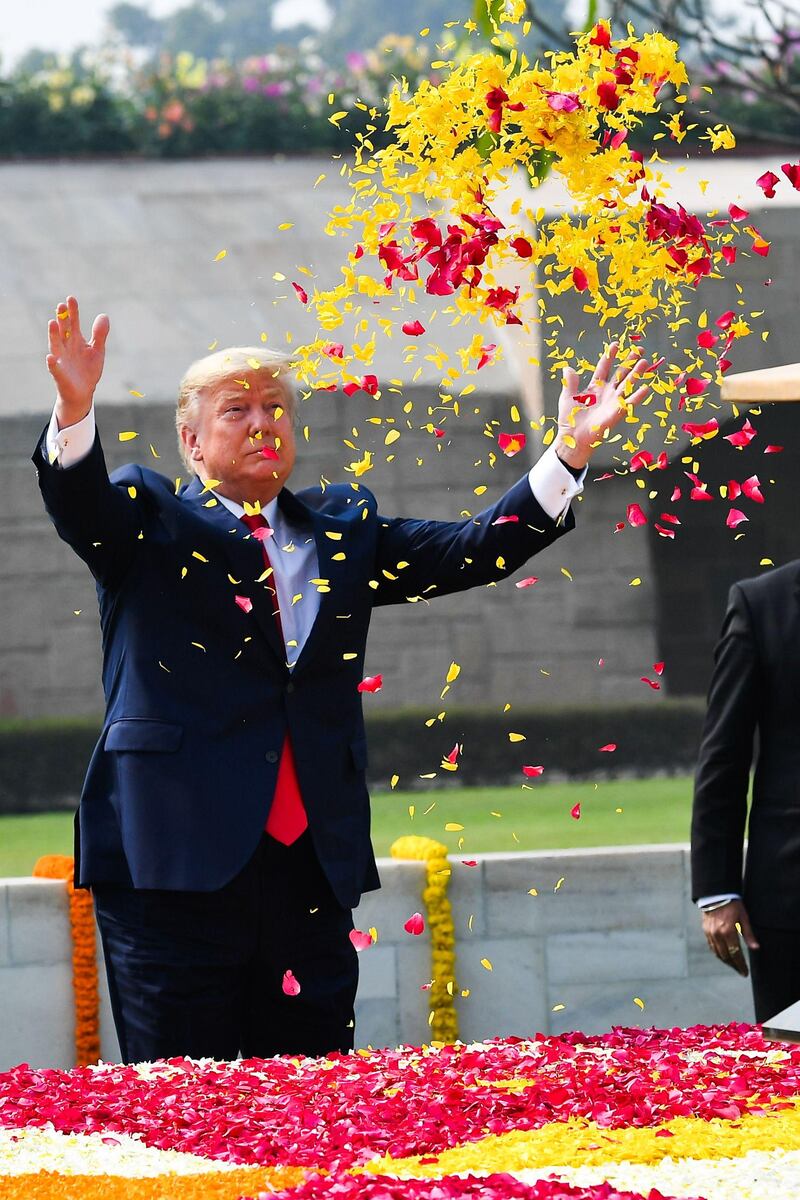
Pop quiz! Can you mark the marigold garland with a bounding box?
[390,836,458,1043]
[0,1166,307,1200]
[32,855,100,1067]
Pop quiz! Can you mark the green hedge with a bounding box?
[0,702,705,814]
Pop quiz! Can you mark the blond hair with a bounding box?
[176,346,298,471]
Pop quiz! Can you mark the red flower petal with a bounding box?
[402,320,426,336]
[599,743,617,752]
[626,503,647,527]
[756,170,780,198]
[498,432,526,456]
[291,282,309,304]
[404,912,425,935]
[357,674,383,694]
[727,508,749,528]
[572,266,589,291]
[515,576,538,588]
[724,418,757,447]
[510,236,533,258]
[522,764,544,776]
[235,595,253,613]
[570,802,582,819]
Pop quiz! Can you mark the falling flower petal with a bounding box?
[498,432,527,456]
[349,929,374,951]
[515,576,538,588]
[727,508,749,528]
[357,674,383,693]
[404,912,425,935]
[725,419,757,448]
[235,595,253,613]
[281,969,301,995]
[756,170,781,198]
[626,503,647,527]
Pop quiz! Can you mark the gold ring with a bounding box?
[727,944,740,954]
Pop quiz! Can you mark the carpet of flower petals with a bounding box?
[514,1148,800,1200]
[0,1024,798,1174]
[4,1024,800,1200]
[265,1173,686,1200]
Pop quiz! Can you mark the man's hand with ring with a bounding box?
[701,899,760,977]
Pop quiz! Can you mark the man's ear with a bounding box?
[180,425,203,461]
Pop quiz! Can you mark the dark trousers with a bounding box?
[749,925,800,1024]
[93,832,358,1063]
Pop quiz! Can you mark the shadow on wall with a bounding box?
[648,403,800,696]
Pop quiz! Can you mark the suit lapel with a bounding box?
[178,477,287,667]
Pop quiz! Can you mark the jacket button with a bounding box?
[265,750,279,764]
[286,682,295,694]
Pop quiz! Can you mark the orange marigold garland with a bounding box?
[32,855,100,1067]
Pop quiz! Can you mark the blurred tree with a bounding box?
[521,0,800,142]
[107,0,316,60]
[108,3,165,51]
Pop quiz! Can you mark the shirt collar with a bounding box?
[213,491,279,527]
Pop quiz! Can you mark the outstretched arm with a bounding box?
[373,341,654,604]
[35,297,141,587]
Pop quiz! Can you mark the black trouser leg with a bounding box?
[748,925,800,1024]
[93,833,358,1063]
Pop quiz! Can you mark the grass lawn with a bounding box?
[0,777,693,877]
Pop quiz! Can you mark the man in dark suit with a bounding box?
[692,568,800,1022]
[36,295,650,1063]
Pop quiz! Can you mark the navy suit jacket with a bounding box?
[34,430,573,908]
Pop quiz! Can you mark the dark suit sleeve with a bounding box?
[691,583,761,900]
[371,473,573,607]
[33,427,144,590]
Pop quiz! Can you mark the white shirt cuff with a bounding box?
[528,445,585,523]
[46,405,96,468]
[697,893,741,909]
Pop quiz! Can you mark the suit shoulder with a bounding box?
[735,559,800,604]
[109,462,176,495]
[295,481,378,518]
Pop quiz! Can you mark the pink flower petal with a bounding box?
[281,968,301,995]
[349,929,374,952]
[235,595,253,613]
[404,912,425,935]
[515,576,538,588]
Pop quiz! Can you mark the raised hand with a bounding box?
[47,296,110,428]
[553,341,657,470]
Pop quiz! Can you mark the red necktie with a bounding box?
[241,512,309,846]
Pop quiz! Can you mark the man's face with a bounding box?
[181,372,297,505]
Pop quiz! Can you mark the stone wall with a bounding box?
[0,846,752,1070]
[0,394,658,719]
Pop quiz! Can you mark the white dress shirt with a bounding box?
[46,405,585,671]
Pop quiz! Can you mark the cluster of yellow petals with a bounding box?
[291,6,747,463]
[367,1093,800,1178]
[390,836,458,1043]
